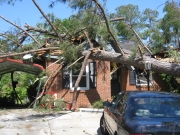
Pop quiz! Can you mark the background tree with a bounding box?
[115,4,141,41]
[140,8,159,44]
[0,72,37,107]
[161,1,180,48]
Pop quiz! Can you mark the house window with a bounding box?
[70,64,89,90]
[129,68,152,86]
[62,62,96,90]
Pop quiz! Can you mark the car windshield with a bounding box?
[131,97,180,118]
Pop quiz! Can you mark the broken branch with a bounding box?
[93,0,124,55]
[0,15,42,46]
[67,56,85,69]
[32,0,65,42]
[0,47,59,58]
[127,24,153,55]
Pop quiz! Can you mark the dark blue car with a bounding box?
[100,91,180,135]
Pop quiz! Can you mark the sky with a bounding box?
[0,0,168,32]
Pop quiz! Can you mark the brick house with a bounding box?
[42,41,167,109]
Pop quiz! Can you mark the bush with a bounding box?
[92,99,104,109]
[34,94,65,113]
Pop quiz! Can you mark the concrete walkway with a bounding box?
[0,109,103,135]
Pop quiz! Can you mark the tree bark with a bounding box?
[93,0,124,55]
[71,31,93,110]
[24,24,64,37]
[82,50,180,77]
[71,52,91,111]
[0,47,59,58]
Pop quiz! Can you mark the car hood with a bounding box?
[133,117,180,134]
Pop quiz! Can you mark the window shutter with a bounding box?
[130,70,136,85]
[89,62,96,88]
[62,75,70,88]
[62,68,70,88]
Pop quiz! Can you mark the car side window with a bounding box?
[111,95,119,108]
[116,93,128,114]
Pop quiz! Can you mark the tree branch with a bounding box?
[71,31,93,110]
[93,0,124,55]
[126,24,153,55]
[46,59,61,69]
[28,62,63,108]
[0,33,23,51]
[84,31,93,48]
[32,0,65,42]
[13,35,28,51]
[25,24,66,37]
[71,51,91,111]
[0,47,59,58]
[0,15,42,47]
[101,17,125,23]
[67,56,84,69]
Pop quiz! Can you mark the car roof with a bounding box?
[121,91,180,98]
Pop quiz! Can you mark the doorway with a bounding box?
[111,68,121,97]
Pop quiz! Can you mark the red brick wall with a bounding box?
[46,60,111,108]
[121,66,165,91]
[45,59,165,109]
[121,66,137,91]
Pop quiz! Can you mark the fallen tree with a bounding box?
[1,47,179,78]
[82,50,180,77]
[1,0,180,109]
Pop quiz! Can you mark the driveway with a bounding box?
[0,109,103,135]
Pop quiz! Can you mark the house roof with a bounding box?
[120,40,137,51]
[0,58,44,75]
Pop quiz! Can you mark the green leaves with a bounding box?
[160,1,180,47]
[116,21,132,40]
[92,99,104,109]
[115,4,140,26]
[140,8,159,41]
[59,41,83,64]
[141,8,159,24]
[114,4,141,41]
[0,72,38,104]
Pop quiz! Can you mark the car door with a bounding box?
[104,94,120,134]
[108,92,130,135]
[108,101,121,134]
[109,93,126,134]
[116,93,129,135]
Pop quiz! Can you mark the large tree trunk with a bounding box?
[82,50,180,77]
[71,31,93,111]
[71,52,91,111]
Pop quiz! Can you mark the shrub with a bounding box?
[92,99,104,109]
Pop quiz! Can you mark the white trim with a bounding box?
[79,108,104,113]
[70,64,90,90]
[136,83,152,86]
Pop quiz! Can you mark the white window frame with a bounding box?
[130,67,153,87]
[136,71,153,87]
[70,64,89,90]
